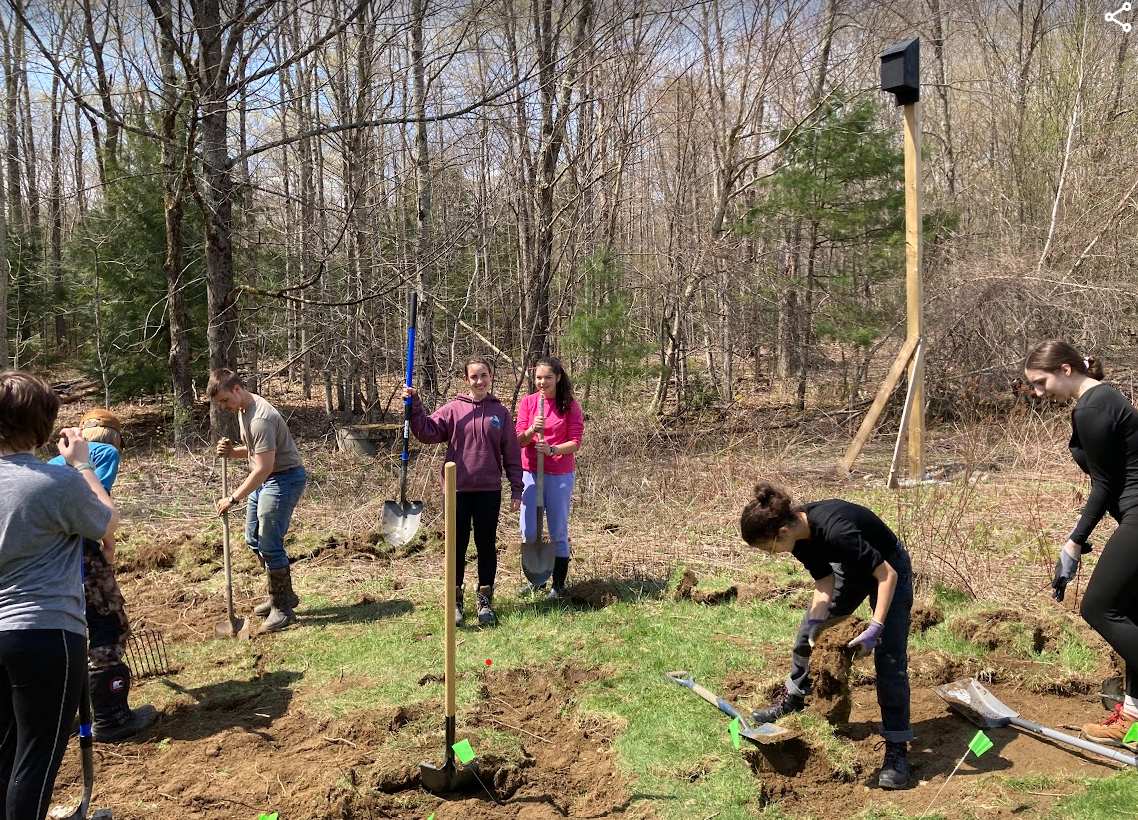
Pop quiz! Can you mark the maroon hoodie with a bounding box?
[408,393,523,499]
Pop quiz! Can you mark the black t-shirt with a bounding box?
[791,499,902,581]
[1068,383,1138,544]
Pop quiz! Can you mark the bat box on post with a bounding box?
[880,38,919,106]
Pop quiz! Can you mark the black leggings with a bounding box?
[0,628,86,820]
[1081,515,1138,698]
[453,490,501,589]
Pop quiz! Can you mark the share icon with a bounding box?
[1106,2,1132,33]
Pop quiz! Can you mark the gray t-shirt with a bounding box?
[0,453,112,635]
[239,394,303,472]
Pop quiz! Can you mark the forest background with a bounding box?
[2,0,1136,442]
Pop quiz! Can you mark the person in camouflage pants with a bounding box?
[49,409,157,741]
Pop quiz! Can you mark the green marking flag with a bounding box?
[728,717,741,750]
[258,814,278,820]
[968,730,994,757]
[452,738,476,764]
[427,815,435,820]
[1124,722,1138,744]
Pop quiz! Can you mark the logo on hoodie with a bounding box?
[490,416,502,428]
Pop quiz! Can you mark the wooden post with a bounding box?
[888,340,924,489]
[903,102,924,482]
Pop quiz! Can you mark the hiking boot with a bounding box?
[90,663,158,743]
[1081,704,1138,746]
[878,740,910,789]
[751,687,805,724]
[455,585,465,627]
[260,565,298,633]
[476,585,497,627]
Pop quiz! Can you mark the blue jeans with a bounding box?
[245,465,307,570]
[520,471,575,558]
[785,547,914,742]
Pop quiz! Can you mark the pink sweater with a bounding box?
[515,393,584,475]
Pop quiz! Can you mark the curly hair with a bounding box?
[739,482,799,546]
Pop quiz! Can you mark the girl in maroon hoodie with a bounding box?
[401,356,523,626]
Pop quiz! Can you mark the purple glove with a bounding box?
[848,619,884,658]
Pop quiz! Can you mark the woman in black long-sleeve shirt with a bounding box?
[1025,340,1138,746]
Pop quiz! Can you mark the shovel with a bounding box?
[420,462,476,792]
[933,677,1138,767]
[520,395,555,587]
[383,291,425,546]
[665,671,795,745]
[68,675,95,819]
[214,455,250,640]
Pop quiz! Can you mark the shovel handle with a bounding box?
[665,671,750,727]
[1011,716,1138,767]
[399,292,418,506]
[443,462,456,718]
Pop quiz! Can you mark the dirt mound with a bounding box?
[566,579,623,608]
[910,600,944,632]
[673,567,808,606]
[50,664,639,820]
[808,618,866,725]
[673,566,698,601]
[950,608,1062,653]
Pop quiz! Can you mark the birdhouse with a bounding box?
[880,38,919,106]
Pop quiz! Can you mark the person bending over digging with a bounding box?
[209,369,307,633]
[48,408,157,741]
[0,370,118,818]
[401,355,523,627]
[1025,340,1138,745]
[740,483,914,790]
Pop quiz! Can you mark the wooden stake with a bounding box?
[840,335,919,474]
[888,340,924,488]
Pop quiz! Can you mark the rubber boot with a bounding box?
[878,740,910,789]
[90,663,158,743]
[750,686,805,724]
[254,569,299,617]
[260,565,298,633]
[547,556,570,600]
[476,585,497,626]
[455,585,465,627]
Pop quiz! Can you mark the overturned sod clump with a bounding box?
[910,599,945,633]
[949,608,1062,653]
[808,618,866,725]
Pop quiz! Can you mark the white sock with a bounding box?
[1123,695,1138,718]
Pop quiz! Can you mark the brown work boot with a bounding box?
[1081,704,1138,746]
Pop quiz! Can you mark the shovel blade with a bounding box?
[213,617,251,640]
[741,723,797,745]
[932,678,1017,728]
[382,500,424,546]
[419,759,474,793]
[520,539,556,587]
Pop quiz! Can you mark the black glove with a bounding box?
[1052,542,1092,602]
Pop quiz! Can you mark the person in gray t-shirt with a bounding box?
[207,368,307,634]
[0,369,118,818]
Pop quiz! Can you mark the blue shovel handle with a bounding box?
[399,291,418,507]
[665,671,751,729]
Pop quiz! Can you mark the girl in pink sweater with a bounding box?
[516,356,585,598]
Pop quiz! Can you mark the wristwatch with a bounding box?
[74,461,94,473]
[227,495,236,505]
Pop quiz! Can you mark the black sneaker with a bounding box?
[751,687,805,724]
[878,740,910,789]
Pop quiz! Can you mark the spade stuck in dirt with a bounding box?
[214,454,251,640]
[934,677,1138,767]
[419,462,476,793]
[520,394,555,587]
[382,291,424,547]
[666,671,795,745]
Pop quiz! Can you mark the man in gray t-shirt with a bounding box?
[207,369,307,633]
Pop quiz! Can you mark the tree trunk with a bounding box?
[411,0,439,400]
[194,0,238,440]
